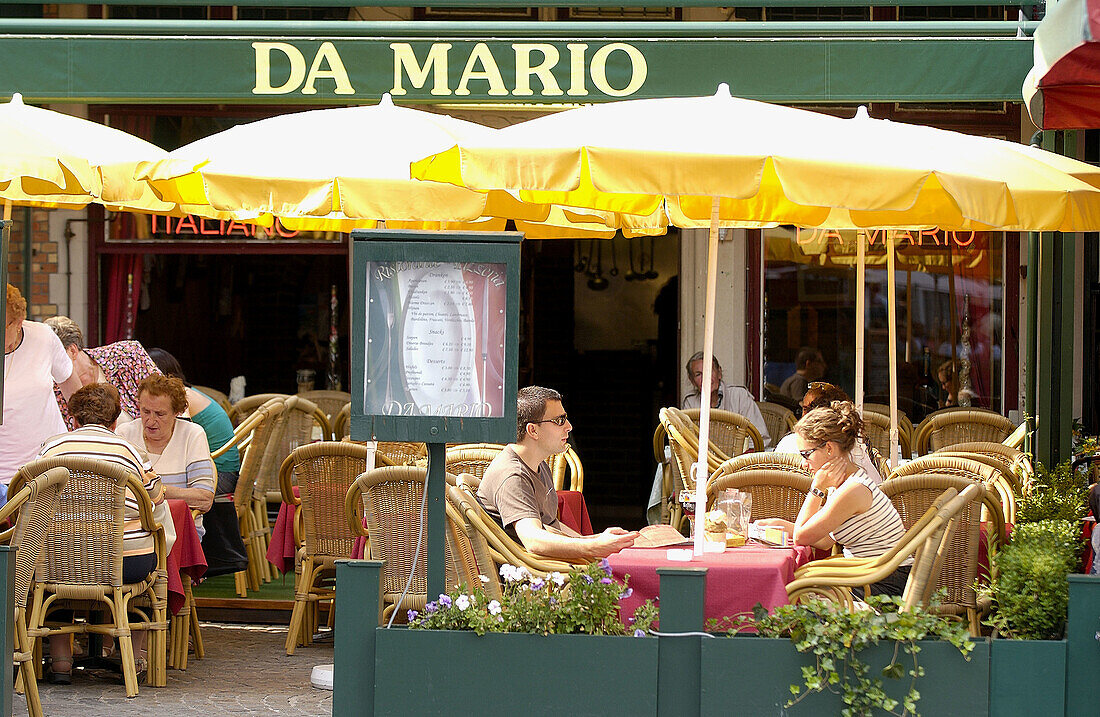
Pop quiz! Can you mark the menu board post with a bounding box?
[350,229,521,599]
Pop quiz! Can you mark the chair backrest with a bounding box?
[863,403,914,444]
[5,467,69,604]
[756,401,797,445]
[931,450,1019,524]
[706,468,812,521]
[901,483,984,611]
[682,408,765,456]
[444,483,503,599]
[15,456,135,588]
[228,393,288,427]
[213,397,284,512]
[347,466,464,600]
[548,446,584,492]
[296,390,352,437]
[378,441,428,466]
[280,441,369,561]
[659,407,726,491]
[255,395,331,499]
[914,407,1015,454]
[883,474,986,613]
[861,409,913,461]
[333,403,351,440]
[935,441,1033,492]
[445,444,506,480]
[192,385,232,414]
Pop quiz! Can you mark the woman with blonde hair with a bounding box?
[758,400,911,596]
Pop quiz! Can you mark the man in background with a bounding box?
[682,352,771,448]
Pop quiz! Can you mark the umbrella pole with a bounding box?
[887,233,900,468]
[693,196,720,557]
[905,268,912,363]
[3,200,10,223]
[855,230,866,412]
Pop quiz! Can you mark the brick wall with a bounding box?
[6,207,58,319]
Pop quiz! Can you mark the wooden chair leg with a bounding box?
[187,578,204,660]
[115,593,140,698]
[284,558,312,655]
[234,569,248,598]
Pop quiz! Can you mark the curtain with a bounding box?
[103,254,143,344]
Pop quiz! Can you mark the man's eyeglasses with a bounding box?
[533,414,569,427]
[798,445,822,460]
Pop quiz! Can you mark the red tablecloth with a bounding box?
[167,499,207,616]
[608,543,814,627]
[268,488,594,572]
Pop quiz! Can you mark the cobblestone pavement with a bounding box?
[14,623,333,717]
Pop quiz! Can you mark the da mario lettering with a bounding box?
[252,41,648,98]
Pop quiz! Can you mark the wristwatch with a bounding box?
[809,487,827,504]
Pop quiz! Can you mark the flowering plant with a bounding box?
[408,559,657,637]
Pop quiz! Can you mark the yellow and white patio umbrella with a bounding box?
[136,94,667,238]
[413,84,1100,554]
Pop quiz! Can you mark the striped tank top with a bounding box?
[830,468,910,563]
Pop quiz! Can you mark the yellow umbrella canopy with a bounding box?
[136,94,666,238]
[413,84,1100,232]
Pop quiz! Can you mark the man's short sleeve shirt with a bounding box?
[477,445,562,535]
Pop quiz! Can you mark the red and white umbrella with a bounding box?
[1023,0,1100,130]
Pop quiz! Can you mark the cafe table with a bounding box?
[166,499,207,616]
[607,541,814,627]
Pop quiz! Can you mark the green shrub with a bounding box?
[1016,459,1089,524]
[984,518,1080,640]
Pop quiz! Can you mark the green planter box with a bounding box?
[372,628,659,717]
[989,638,1067,716]
[700,635,989,716]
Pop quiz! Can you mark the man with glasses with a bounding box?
[774,382,884,485]
[682,351,771,448]
[477,386,638,561]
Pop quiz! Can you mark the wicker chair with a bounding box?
[345,466,470,623]
[279,441,370,654]
[681,408,765,457]
[192,385,232,414]
[934,441,1033,494]
[913,408,1016,455]
[444,444,506,480]
[227,393,288,426]
[20,456,169,697]
[333,403,351,440]
[548,446,584,492]
[706,468,812,522]
[931,450,1020,524]
[861,409,913,462]
[659,407,728,493]
[3,466,69,717]
[378,441,428,466]
[787,485,981,612]
[756,401,797,446]
[212,397,285,597]
[297,390,351,438]
[863,403,914,447]
[449,482,580,575]
[443,483,503,600]
[882,475,988,634]
[652,422,680,529]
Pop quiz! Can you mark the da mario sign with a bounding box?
[251,40,647,98]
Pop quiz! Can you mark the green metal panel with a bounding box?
[1065,575,1100,717]
[0,33,1034,103]
[19,0,1039,6]
[0,546,12,716]
[656,568,706,717]
[373,629,660,716]
[349,231,520,445]
[333,560,382,717]
[989,639,1066,716]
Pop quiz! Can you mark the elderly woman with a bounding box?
[44,315,160,429]
[0,285,82,498]
[147,347,239,495]
[758,400,911,596]
[37,382,174,684]
[118,374,215,536]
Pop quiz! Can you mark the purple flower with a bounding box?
[599,558,612,576]
[530,578,546,591]
[582,574,594,584]
[549,597,557,605]
[633,628,646,638]
[407,609,419,622]
[439,594,452,608]
[425,601,438,614]
[600,577,613,585]
[620,588,633,599]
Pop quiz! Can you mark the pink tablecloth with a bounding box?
[608,543,814,626]
[167,499,207,616]
[267,487,595,572]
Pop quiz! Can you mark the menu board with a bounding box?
[361,260,507,418]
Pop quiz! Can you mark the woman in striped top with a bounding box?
[757,400,910,597]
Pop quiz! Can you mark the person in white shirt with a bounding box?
[681,351,771,448]
[0,284,83,498]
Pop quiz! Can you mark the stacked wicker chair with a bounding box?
[756,401,797,446]
[934,441,1034,495]
[548,446,584,492]
[681,408,765,458]
[297,390,351,438]
[19,456,169,696]
[862,403,915,449]
[913,407,1016,455]
[707,453,811,521]
[3,466,69,717]
[377,441,428,466]
[444,443,506,480]
[861,409,913,462]
[659,407,729,492]
[280,441,370,654]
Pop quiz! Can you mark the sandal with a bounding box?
[46,657,72,686]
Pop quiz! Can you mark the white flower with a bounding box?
[455,594,471,611]
[550,571,566,587]
[479,574,490,584]
[500,564,529,583]
[488,600,502,616]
